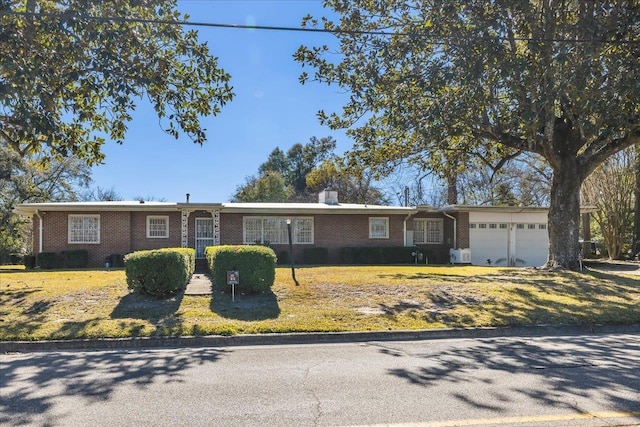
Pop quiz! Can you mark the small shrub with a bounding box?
[124,248,195,296]
[340,247,425,265]
[23,254,36,269]
[340,247,355,264]
[61,249,88,268]
[205,245,276,294]
[106,253,125,268]
[303,247,329,264]
[278,250,290,265]
[38,252,61,269]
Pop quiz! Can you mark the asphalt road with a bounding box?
[2,333,640,426]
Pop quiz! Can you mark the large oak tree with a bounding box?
[1,0,233,165]
[295,0,640,269]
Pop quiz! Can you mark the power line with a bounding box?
[1,10,394,36]
[2,10,638,45]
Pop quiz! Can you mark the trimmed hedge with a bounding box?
[205,245,276,294]
[277,250,290,265]
[124,248,195,296]
[303,247,329,265]
[340,246,431,264]
[105,253,125,268]
[23,254,36,269]
[38,252,62,269]
[61,250,88,268]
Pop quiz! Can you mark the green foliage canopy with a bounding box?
[1,0,234,165]
[295,1,640,269]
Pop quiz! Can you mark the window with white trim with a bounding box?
[68,215,100,244]
[369,217,389,239]
[413,218,443,244]
[147,215,169,238]
[243,217,314,244]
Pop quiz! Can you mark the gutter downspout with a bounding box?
[403,210,416,246]
[34,209,43,254]
[443,211,457,249]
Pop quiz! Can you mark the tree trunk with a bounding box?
[446,173,458,205]
[634,148,640,257]
[546,157,583,270]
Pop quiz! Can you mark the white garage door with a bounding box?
[469,223,509,266]
[514,223,549,267]
[469,221,549,267]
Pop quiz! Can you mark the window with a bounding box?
[294,218,313,244]
[68,215,100,244]
[539,224,547,230]
[243,217,314,244]
[244,217,263,244]
[489,223,497,229]
[516,224,525,229]
[499,223,508,229]
[369,217,389,239]
[147,216,169,238]
[479,223,487,229]
[528,224,536,230]
[414,219,443,244]
[469,223,476,229]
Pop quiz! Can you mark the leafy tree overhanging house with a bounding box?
[294,1,640,270]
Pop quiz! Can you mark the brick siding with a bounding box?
[30,208,466,267]
[33,210,180,267]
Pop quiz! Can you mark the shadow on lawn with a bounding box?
[110,291,186,336]
[0,347,228,426]
[488,270,640,325]
[376,268,640,327]
[383,334,640,415]
[210,284,280,321]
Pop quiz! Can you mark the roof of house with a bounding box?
[14,200,416,216]
[12,201,179,215]
[13,201,596,217]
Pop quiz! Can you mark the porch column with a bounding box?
[181,209,193,248]
[207,209,221,245]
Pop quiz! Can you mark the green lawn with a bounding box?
[1,265,640,341]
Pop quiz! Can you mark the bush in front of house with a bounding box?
[205,245,276,294]
[23,254,36,269]
[61,249,88,268]
[38,252,62,269]
[340,246,431,264]
[124,248,195,296]
[277,250,290,265]
[106,253,125,268]
[303,247,328,264]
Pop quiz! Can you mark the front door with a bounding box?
[195,218,215,258]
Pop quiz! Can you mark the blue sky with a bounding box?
[90,0,351,203]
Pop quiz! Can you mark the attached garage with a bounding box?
[467,208,549,267]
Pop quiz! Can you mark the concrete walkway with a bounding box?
[184,273,212,296]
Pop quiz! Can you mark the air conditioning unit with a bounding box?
[450,248,471,264]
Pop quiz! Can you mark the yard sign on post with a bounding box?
[227,270,239,302]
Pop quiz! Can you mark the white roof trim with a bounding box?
[13,201,178,215]
[14,200,416,216]
[219,202,416,215]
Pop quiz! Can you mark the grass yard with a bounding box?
[1,265,640,341]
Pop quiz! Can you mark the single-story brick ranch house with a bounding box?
[15,190,590,268]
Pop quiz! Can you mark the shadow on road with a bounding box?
[385,334,640,414]
[0,347,228,426]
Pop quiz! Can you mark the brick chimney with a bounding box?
[319,189,339,205]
